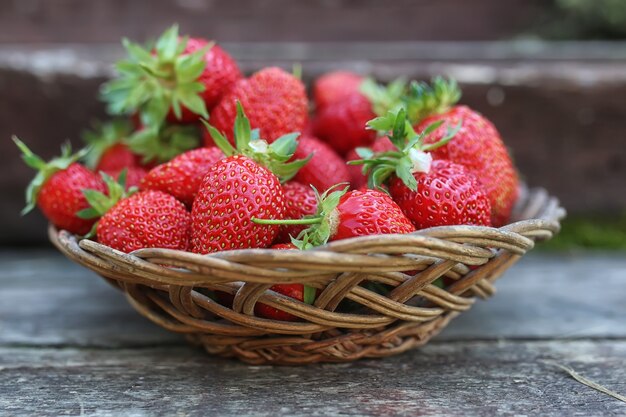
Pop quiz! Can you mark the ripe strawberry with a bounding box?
[207,67,308,145]
[254,243,317,322]
[104,165,148,190]
[313,71,364,109]
[291,136,350,192]
[141,147,224,206]
[96,143,139,173]
[345,136,395,189]
[400,78,519,226]
[275,182,318,243]
[191,103,309,254]
[102,24,242,126]
[255,186,415,247]
[312,93,376,156]
[13,137,106,235]
[354,108,491,229]
[95,190,190,253]
[389,160,491,229]
[416,106,519,226]
[312,76,407,157]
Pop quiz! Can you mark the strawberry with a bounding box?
[82,119,138,172]
[291,136,350,192]
[140,147,224,206]
[312,77,407,157]
[397,78,519,226]
[101,24,242,126]
[207,67,308,145]
[313,71,364,109]
[191,103,309,254]
[354,109,491,229]
[95,143,139,173]
[345,136,395,189]
[13,137,105,235]
[312,93,376,157]
[104,165,148,190]
[95,191,190,253]
[275,182,318,243]
[254,243,317,321]
[389,159,491,229]
[254,186,415,247]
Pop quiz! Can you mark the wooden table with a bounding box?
[1,250,624,416]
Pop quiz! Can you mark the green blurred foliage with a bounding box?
[539,213,626,251]
[538,0,626,39]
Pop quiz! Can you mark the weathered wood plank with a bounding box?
[0,0,545,43]
[1,341,624,416]
[0,251,624,348]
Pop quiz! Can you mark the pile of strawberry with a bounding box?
[15,25,520,322]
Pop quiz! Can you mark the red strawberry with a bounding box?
[14,137,106,235]
[291,136,350,192]
[395,78,519,226]
[207,67,308,145]
[102,24,242,126]
[104,165,148,190]
[354,108,492,229]
[416,105,519,226]
[275,182,318,243]
[255,186,415,246]
[166,40,242,123]
[96,190,190,253]
[192,103,309,254]
[313,71,364,109]
[95,143,139,173]
[140,147,224,206]
[312,93,376,156]
[389,159,491,229]
[346,136,395,189]
[82,119,141,172]
[254,243,317,322]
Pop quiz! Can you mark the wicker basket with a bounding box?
[50,185,564,365]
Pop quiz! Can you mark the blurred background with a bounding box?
[1,0,625,248]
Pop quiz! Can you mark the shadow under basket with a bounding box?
[50,186,565,365]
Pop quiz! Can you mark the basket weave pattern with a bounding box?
[50,186,564,365]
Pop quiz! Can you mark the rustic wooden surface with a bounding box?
[1,250,625,416]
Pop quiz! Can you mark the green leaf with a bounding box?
[201,120,236,157]
[76,207,100,220]
[396,157,418,191]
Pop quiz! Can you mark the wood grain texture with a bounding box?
[1,251,625,415]
[1,341,624,417]
[0,0,545,43]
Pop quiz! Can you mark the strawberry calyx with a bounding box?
[81,119,133,169]
[13,136,90,215]
[360,77,407,117]
[361,77,461,125]
[349,108,460,191]
[128,123,200,164]
[202,101,310,183]
[101,24,211,127]
[402,77,461,123]
[76,170,138,238]
[252,184,349,248]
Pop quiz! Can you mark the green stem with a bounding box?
[252,217,323,225]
